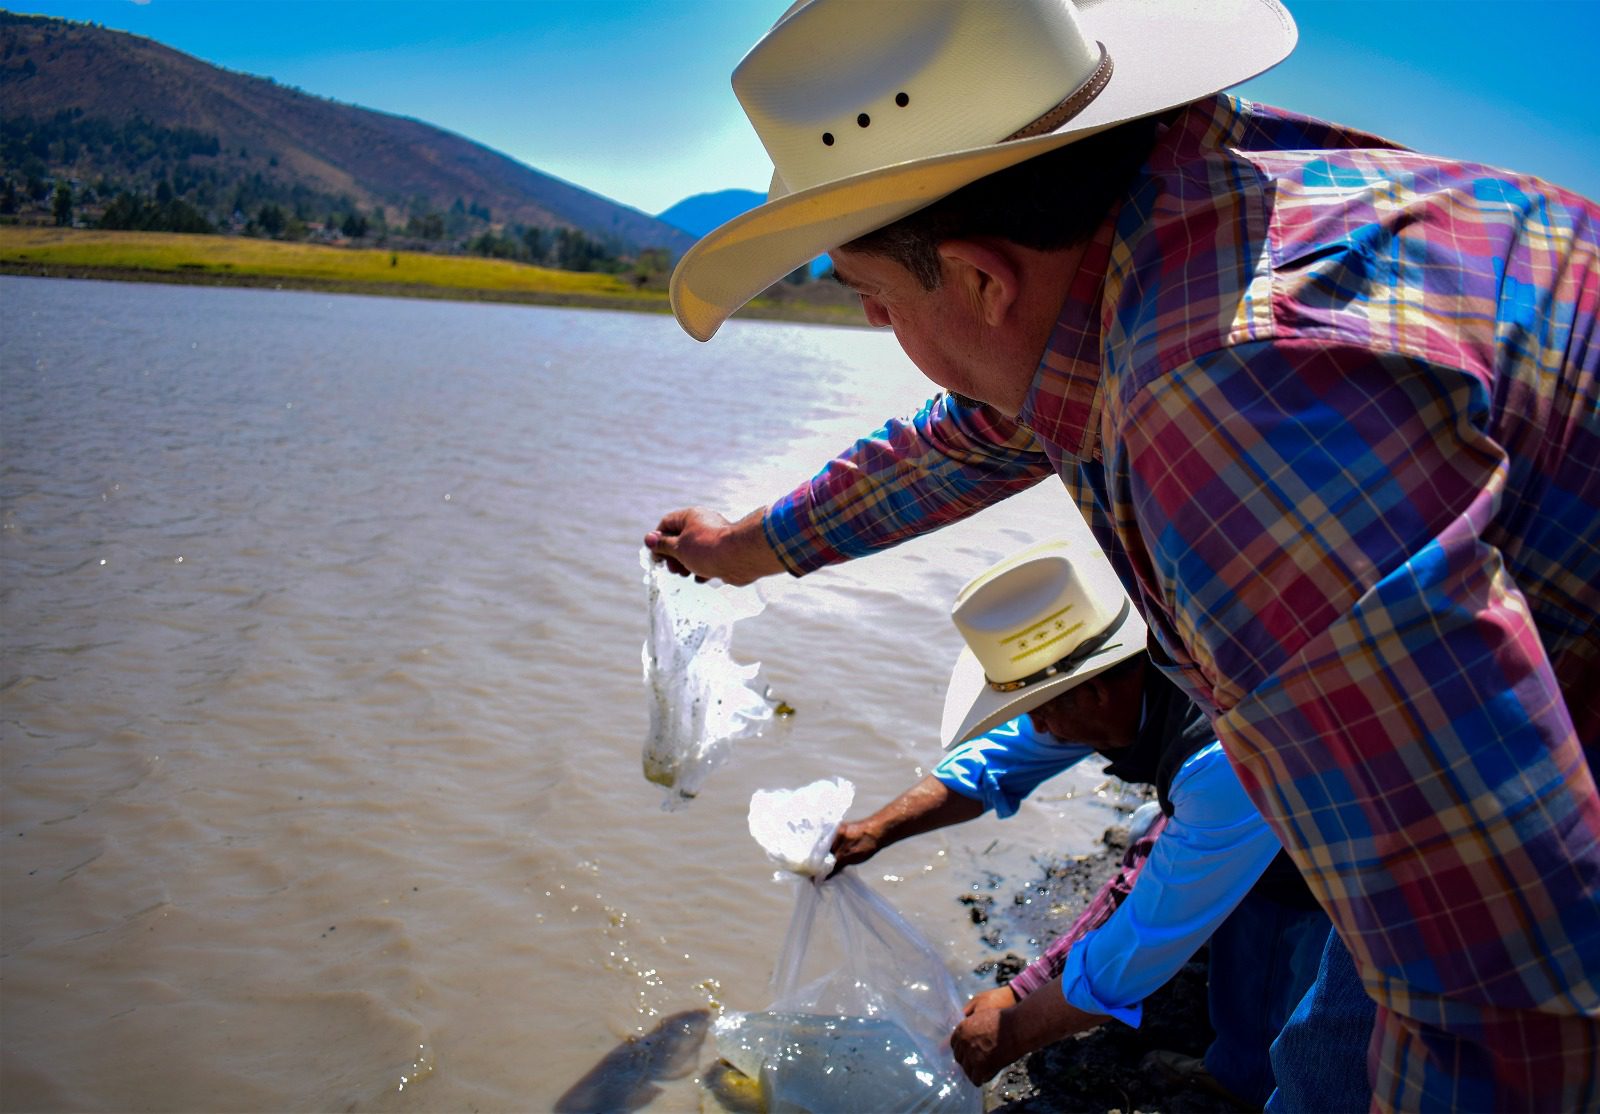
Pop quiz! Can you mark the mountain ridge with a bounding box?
[0,10,695,256]
[656,188,765,238]
[656,188,834,279]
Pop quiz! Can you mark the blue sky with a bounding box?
[11,0,1600,216]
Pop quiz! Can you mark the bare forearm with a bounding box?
[831,775,984,874]
[866,775,985,849]
[1005,975,1105,1050]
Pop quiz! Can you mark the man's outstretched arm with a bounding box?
[646,392,1051,582]
[765,393,1052,575]
[831,720,1099,874]
[829,775,985,876]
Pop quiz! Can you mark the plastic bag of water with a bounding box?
[720,777,982,1112]
[639,549,771,808]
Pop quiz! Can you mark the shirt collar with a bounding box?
[1017,217,1117,463]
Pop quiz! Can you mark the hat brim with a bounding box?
[940,593,1149,749]
[671,0,1297,342]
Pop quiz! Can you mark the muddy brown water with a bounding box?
[1,276,1140,1111]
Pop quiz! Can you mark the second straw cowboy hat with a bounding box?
[941,539,1148,748]
[670,0,1298,342]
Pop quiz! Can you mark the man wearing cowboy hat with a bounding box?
[644,0,1600,1108]
[829,539,1344,1106]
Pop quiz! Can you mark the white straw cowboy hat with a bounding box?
[941,539,1148,748]
[671,0,1297,342]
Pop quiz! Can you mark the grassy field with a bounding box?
[0,226,864,326]
[0,225,656,300]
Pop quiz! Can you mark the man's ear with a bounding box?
[937,238,1020,328]
[1078,676,1115,710]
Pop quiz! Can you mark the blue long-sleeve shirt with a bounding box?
[935,717,1282,1022]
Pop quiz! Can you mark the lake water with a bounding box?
[0,276,1134,1112]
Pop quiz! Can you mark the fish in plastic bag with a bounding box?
[713,1010,964,1113]
[711,777,982,1112]
[640,548,771,807]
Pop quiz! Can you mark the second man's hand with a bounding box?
[828,776,986,878]
[644,505,785,586]
[950,977,1106,1085]
[829,818,885,877]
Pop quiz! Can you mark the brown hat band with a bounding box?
[1005,42,1115,143]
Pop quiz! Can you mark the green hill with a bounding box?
[0,9,694,262]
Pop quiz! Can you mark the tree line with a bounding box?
[1,108,670,275]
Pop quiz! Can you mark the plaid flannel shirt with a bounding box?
[765,95,1600,1110]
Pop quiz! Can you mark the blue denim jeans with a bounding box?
[1264,926,1377,1113]
[1204,889,1331,1108]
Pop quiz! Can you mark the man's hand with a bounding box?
[644,506,785,586]
[828,819,885,877]
[952,987,1022,1085]
[827,778,986,879]
[949,996,1018,1086]
[963,986,1019,1015]
[950,978,1103,1085]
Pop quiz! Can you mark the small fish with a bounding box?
[553,1009,712,1114]
[712,1011,978,1112]
[702,1059,765,1114]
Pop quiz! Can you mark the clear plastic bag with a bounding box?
[639,549,771,808]
[716,778,982,1112]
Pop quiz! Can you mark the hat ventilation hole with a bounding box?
[857,113,870,128]
[895,92,909,107]
[822,132,834,146]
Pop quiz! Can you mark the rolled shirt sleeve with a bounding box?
[1059,742,1284,1025]
[933,718,1097,818]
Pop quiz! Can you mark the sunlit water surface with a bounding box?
[0,277,1134,1111]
